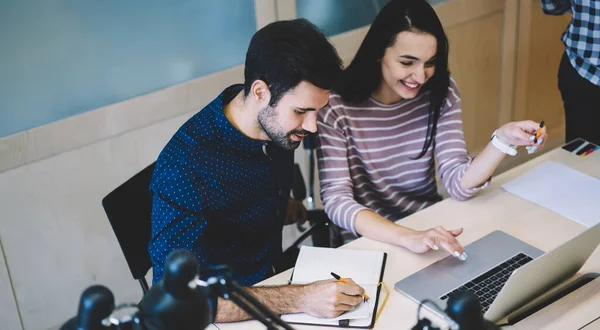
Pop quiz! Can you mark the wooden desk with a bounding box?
[216,148,600,330]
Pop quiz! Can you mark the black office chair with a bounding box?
[272,162,343,272]
[102,163,155,294]
[289,164,341,248]
[296,134,345,248]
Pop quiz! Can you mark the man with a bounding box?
[148,19,364,322]
[541,0,600,144]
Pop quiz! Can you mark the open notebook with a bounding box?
[281,246,387,328]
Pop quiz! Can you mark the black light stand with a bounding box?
[412,292,501,330]
[61,250,295,330]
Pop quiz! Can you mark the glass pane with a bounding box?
[428,0,451,5]
[297,0,451,37]
[297,0,390,37]
[0,0,256,138]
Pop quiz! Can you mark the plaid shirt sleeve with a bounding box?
[540,0,572,15]
[559,1,600,86]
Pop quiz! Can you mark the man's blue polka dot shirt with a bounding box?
[148,85,293,285]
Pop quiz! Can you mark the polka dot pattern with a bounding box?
[148,85,294,286]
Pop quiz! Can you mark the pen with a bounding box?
[534,120,545,143]
[330,272,370,302]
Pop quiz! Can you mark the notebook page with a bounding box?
[291,246,384,285]
[502,161,600,227]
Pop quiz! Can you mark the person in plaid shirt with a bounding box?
[541,0,600,145]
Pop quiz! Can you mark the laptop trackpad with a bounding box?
[433,252,492,281]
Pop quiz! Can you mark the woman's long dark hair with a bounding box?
[336,0,450,159]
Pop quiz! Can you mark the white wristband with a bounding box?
[491,130,517,156]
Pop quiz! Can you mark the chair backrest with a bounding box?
[291,164,307,201]
[102,162,156,281]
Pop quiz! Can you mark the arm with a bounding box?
[540,0,571,15]
[434,80,492,199]
[436,80,548,192]
[215,280,365,322]
[215,286,304,322]
[315,106,368,236]
[461,121,547,189]
[149,162,210,282]
[459,143,505,189]
[353,209,465,257]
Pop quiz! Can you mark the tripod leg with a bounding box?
[228,293,280,330]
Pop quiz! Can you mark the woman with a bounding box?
[316,0,547,260]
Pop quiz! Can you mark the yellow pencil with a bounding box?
[331,272,370,302]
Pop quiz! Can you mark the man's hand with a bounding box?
[299,279,365,318]
[284,199,308,225]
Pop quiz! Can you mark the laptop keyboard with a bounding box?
[439,252,534,312]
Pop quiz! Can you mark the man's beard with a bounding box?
[258,105,310,150]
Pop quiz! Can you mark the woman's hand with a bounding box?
[496,120,547,154]
[401,226,467,260]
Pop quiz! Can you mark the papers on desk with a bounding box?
[280,246,386,328]
[502,161,600,227]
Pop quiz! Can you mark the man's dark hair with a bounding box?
[244,18,342,106]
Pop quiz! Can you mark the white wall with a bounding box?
[0,113,189,329]
[0,238,21,330]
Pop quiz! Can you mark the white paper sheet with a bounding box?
[502,161,600,227]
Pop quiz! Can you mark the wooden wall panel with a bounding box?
[515,1,572,137]
[446,13,504,152]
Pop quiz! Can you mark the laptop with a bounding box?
[395,222,600,322]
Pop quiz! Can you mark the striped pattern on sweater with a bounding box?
[316,78,489,235]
